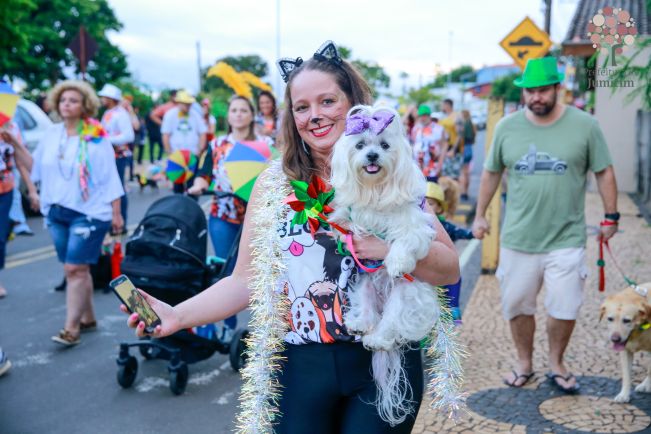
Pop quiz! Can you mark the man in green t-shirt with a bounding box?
[472,57,619,393]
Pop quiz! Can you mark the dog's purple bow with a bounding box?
[345,111,395,136]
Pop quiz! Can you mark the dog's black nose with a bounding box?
[366,152,379,163]
[611,333,622,343]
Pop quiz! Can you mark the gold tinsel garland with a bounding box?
[235,161,291,434]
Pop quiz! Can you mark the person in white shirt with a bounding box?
[161,90,207,193]
[30,80,124,346]
[99,83,134,229]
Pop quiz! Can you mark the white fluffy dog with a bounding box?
[329,104,442,424]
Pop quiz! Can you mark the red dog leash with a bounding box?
[598,220,636,291]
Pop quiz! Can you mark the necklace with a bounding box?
[57,126,77,181]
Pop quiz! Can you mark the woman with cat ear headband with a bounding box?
[122,41,460,433]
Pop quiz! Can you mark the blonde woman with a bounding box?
[31,80,124,346]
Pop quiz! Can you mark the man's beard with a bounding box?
[527,94,556,116]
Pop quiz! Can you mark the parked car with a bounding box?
[14,99,53,152]
[471,112,486,130]
[13,99,52,216]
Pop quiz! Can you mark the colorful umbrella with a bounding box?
[165,149,197,184]
[0,82,19,127]
[223,141,273,201]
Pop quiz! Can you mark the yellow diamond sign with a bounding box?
[500,17,552,70]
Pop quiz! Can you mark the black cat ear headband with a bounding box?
[277,40,343,83]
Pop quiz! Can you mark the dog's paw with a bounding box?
[613,391,631,403]
[344,314,372,335]
[384,251,416,278]
[362,332,396,351]
[635,378,651,393]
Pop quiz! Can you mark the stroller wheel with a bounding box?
[117,356,138,388]
[169,362,189,395]
[229,329,250,372]
[139,344,161,360]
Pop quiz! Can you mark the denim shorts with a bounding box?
[463,144,473,164]
[46,205,111,265]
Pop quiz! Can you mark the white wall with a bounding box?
[594,42,650,192]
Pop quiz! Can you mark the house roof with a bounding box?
[564,0,650,46]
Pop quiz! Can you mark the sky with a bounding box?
[106,0,579,96]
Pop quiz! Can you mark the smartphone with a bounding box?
[110,274,161,333]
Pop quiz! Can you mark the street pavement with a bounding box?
[413,195,651,429]
[0,181,247,434]
[0,132,489,434]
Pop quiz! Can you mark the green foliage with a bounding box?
[0,0,37,74]
[117,79,154,114]
[339,46,391,96]
[430,65,477,88]
[605,37,651,111]
[404,87,440,105]
[2,0,129,93]
[491,73,521,103]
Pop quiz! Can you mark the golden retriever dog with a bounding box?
[600,282,651,402]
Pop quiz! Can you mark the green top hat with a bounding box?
[417,104,432,116]
[513,57,564,88]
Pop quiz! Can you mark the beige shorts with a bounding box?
[496,247,588,320]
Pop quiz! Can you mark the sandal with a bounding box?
[503,370,535,388]
[51,329,80,347]
[80,321,97,333]
[546,371,580,393]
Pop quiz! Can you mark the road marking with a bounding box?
[212,391,235,405]
[6,245,55,260]
[5,251,57,269]
[13,352,53,368]
[189,368,221,386]
[4,223,140,269]
[459,238,480,270]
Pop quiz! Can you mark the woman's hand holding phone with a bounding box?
[120,289,181,338]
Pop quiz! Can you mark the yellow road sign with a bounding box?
[499,16,552,70]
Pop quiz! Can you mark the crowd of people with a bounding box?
[0,51,621,432]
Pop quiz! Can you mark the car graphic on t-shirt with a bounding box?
[514,144,567,175]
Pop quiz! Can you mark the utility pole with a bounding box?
[544,0,552,34]
[447,31,453,93]
[196,41,202,92]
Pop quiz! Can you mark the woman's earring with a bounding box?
[301,139,311,155]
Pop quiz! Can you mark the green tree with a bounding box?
[3,0,129,93]
[430,65,477,88]
[117,79,154,114]
[604,37,651,111]
[0,0,37,75]
[403,86,440,106]
[491,73,521,103]
[339,46,391,96]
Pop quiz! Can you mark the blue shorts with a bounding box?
[46,205,111,265]
[463,144,473,164]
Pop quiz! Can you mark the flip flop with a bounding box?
[546,371,580,393]
[503,370,535,388]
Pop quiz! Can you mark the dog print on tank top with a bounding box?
[278,209,359,344]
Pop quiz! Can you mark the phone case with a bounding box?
[110,274,161,333]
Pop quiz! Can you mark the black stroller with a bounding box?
[114,194,249,395]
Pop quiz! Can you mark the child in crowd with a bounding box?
[425,179,473,323]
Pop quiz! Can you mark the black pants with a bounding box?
[276,342,423,434]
